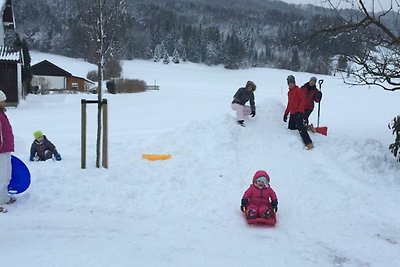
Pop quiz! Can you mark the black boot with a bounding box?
[237,120,245,127]
[263,209,271,218]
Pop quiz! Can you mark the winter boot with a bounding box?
[247,210,256,219]
[6,197,16,204]
[305,143,314,150]
[237,120,245,127]
[307,124,316,133]
[263,209,271,218]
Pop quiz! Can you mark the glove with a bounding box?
[55,154,62,161]
[315,90,322,101]
[271,200,278,213]
[240,199,248,212]
[30,156,40,161]
[283,114,288,122]
[303,117,309,125]
[250,110,256,117]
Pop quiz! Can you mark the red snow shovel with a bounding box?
[315,79,328,136]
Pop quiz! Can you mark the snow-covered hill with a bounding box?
[1,52,400,266]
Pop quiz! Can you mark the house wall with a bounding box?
[0,61,18,104]
[0,25,4,46]
[66,77,87,91]
[31,75,66,90]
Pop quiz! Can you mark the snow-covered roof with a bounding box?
[0,0,6,13]
[0,46,20,61]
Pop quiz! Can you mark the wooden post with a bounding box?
[81,99,87,169]
[102,99,108,168]
[81,98,109,169]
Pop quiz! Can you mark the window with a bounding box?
[72,82,78,90]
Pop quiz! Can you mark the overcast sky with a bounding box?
[280,0,398,11]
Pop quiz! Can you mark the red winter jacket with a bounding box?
[301,82,321,111]
[0,109,14,153]
[242,170,277,209]
[284,85,306,116]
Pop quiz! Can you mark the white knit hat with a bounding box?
[0,90,6,102]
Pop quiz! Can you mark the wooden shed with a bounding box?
[31,60,94,93]
[0,46,22,106]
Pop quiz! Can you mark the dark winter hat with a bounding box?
[246,80,256,91]
[0,90,6,102]
[287,75,296,84]
[310,77,317,82]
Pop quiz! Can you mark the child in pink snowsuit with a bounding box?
[240,170,278,219]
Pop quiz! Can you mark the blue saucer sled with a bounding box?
[8,155,31,194]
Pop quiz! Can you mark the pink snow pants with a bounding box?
[231,103,252,121]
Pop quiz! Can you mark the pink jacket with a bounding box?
[0,109,14,153]
[242,170,277,208]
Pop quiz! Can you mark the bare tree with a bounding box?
[77,0,127,167]
[313,0,400,162]
[315,0,400,91]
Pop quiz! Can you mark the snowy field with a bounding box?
[1,52,400,267]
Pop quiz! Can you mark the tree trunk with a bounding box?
[96,0,104,168]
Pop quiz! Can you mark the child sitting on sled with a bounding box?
[29,130,62,161]
[240,170,278,219]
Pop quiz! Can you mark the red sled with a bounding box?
[243,212,277,226]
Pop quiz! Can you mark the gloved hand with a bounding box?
[303,117,309,125]
[55,154,62,161]
[250,110,256,117]
[315,90,322,101]
[283,114,288,122]
[30,156,40,161]
[271,200,278,213]
[240,199,248,212]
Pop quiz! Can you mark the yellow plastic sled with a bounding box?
[142,154,172,161]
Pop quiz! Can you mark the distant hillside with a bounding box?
[12,0,359,73]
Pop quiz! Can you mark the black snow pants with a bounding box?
[288,113,313,146]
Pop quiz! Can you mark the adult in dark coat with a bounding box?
[30,130,62,161]
[283,75,314,150]
[231,80,256,127]
[301,77,322,126]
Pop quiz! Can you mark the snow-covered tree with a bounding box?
[337,55,347,71]
[163,50,170,64]
[315,0,400,91]
[172,48,180,64]
[389,116,400,162]
[182,47,187,62]
[153,44,162,62]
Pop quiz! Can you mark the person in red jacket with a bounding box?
[240,170,278,219]
[0,90,16,209]
[301,77,322,127]
[283,75,314,150]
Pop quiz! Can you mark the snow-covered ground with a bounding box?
[2,52,400,267]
